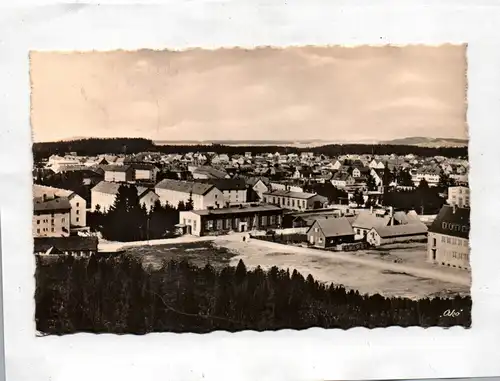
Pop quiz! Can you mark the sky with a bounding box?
[30,45,468,143]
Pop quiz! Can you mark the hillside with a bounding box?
[381,137,468,147]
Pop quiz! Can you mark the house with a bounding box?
[34,236,98,257]
[244,177,270,201]
[263,190,328,211]
[331,172,355,188]
[179,204,284,236]
[307,217,355,248]
[283,209,343,228]
[155,179,223,210]
[447,186,470,207]
[102,165,134,183]
[131,163,160,183]
[367,223,428,247]
[368,159,379,169]
[205,178,248,206]
[331,160,342,170]
[91,181,159,212]
[412,167,441,187]
[351,209,393,240]
[427,205,470,270]
[191,166,230,180]
[33,184,87,228]
[33,197,71,237]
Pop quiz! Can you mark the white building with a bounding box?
[33,184,87,227]
[33,197,71,237]
[102,165,134,183]
[209,179,248,206]
[447,186,470,208]
[155,179,224,210]
[91,181,159,212]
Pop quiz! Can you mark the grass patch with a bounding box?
[125,241,237,270]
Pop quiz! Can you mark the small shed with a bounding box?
[367,223,428,247]
[307,217,355,248]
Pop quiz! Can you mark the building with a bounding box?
[179,204,283,236]
[367,223,428,247]
[331,172,355,188]
[351,209,393,240]
[306,217,355,248]
[155,179,224,210]
[33,184,87,228]
[447,186,470,208]
[191,166,230,180]
[283,209,343,228]
[427,205,470,270]
[102,165,134,182]
[206,178,248,206]
[34,236,98,257]
[263,190,328,211]
[91,181,159,212]
[412,167,441,187]
[131,163,160,183]
[33,197,71,237]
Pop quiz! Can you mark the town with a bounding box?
[32,139,471,301]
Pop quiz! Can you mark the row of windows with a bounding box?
[451,251,469,261]
[440,236,468,246]
[36,227,55,233]
[265,196,307,208]
[197,215,280,231]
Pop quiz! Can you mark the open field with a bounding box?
[122,235,470,300]
[124,241,236,270]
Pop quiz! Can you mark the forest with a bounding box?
[35,255,472,334]
[32,138,469,161]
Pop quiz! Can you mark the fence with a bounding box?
[333,241,369,252]
[252,233,307,244]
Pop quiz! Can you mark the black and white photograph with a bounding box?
[30,45,471,334]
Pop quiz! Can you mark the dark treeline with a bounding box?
[35,255,471,334]
[33,138,468,160]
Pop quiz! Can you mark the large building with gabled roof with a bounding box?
[155,179,224,210]
[427,204,470,270]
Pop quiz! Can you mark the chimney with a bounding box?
[370,206,373,214]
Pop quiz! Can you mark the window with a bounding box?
[37,220,40,225]
[319,237,323,243]
[432,238,436,246]
[62,218,65,223]
[51,228,54,232]
[315,228,319,232]
[303,200,306,208]
[37,229,40,234]
[76,217,79,222]
[76,210,80,215]
[193,220,197,230]
[441,236,445,243]
[446,237,451,244]
[76,202,80,207]
[183,219,186,224]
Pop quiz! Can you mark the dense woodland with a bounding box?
[35,255,471,334]
[32,138,469,161]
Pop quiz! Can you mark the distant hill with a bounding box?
[381,137,468,147]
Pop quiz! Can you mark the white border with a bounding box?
[1,2,500,380]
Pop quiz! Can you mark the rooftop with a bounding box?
[428,205,470,239]
[373,223,428,238]
[34,236,98,252]
[155,179,215,195]
[263,189,318,199]
[33,197,72,212]
[310,217,354,237]
[184,204,283,216]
